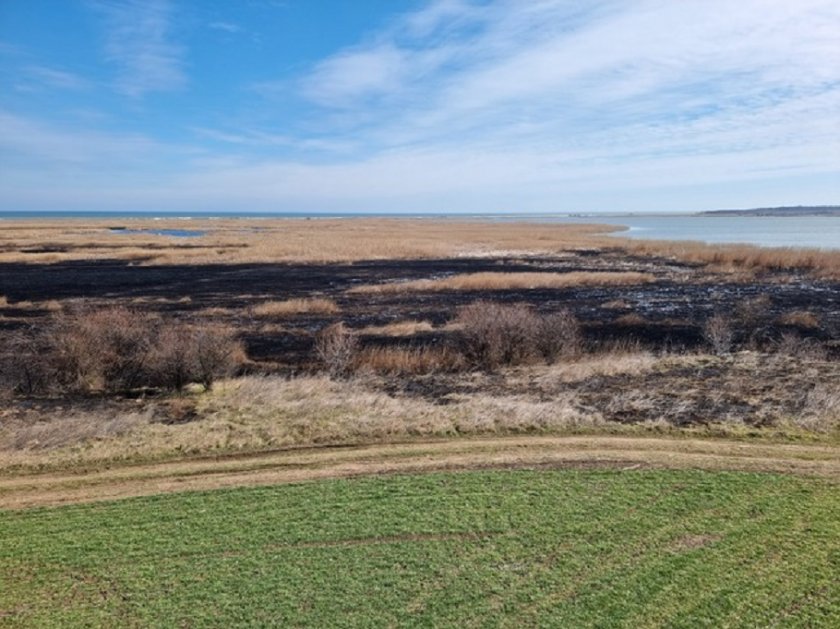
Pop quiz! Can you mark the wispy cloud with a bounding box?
[92,0,185,97]
[23,65,89,91]
[208,21,243,34]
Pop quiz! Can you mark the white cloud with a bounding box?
[92,0,185,97]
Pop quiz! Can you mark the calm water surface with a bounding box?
[1,211,838,250]
[499,215,840,250]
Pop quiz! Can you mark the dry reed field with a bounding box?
[1,217,838,278]
[0,219,613,264]
[348,271,656,293]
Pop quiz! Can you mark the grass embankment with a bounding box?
[1,469,837,626]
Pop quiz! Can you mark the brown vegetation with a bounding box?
[0,307,244,395]
[354,346,465,375]
[703,314,734,355]
[252,298,339,317]
[617,238,840,279]
[314,322,359,378]
[348,271,656,294]
[778,310,820,329]
[357,320,435,336]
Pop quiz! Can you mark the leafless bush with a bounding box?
[33,307,160,393]
[456,302,540,370]
[773,332,828,361]
[1,307,244,395]
[315,322,359,378]
[0,329,52,395]
[147,322,245,391]
[704,314,734,355]
[537,310,582,363]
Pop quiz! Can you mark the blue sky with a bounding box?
[1,0,838,213]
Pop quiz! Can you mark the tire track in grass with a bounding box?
[1,436,837,509]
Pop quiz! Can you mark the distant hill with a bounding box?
[703,206,840,217]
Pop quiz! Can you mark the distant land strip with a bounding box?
[702,205,840,217]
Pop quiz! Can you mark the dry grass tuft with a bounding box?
[354,346,465,375]
[798,384,840,432]
[601,299,631,310]
[349,271,656,294]
[252,298,339,317]
[778,310,820,329]
[0,408,153,452]
[357,320,435,336]
[614,313,647,326]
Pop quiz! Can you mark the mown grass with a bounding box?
[1,469,837,627]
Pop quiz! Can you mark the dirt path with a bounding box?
[1,435,838,510]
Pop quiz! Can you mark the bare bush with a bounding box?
[773,333,828,361]
[1,307,244,395]
[704,314,734,355]
[38,307,161,393]
[456,302,540,370]
[0,330,52,395]
[315,322,359,378]
[147,322,245,391]
[537,310,582,363]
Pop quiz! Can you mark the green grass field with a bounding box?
[1,469,838,627]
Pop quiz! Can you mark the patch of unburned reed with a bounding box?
[349,271,656,294]
[354,346,465,375]
[616,238,840,279]
[777,310,820,329]
[252,298,340,317]
[357,320,435,336]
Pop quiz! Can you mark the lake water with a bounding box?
[109,228,206,238]
[1,211,838,250]
[523,215,840,250]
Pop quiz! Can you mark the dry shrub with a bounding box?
[349,271,656,294]
[704,314,734,355]
[252,298,339,317]
[538,310,582,363]
[773,333,828,361]
[2,307,244,395]
[315,322,359,378]
[52,307,160,392]
[456,302,541,370]
[455,302,585,370]
[354,345,465,375]
[147,322,245,391]
[0,330,51,395]
[778,310,820,329]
